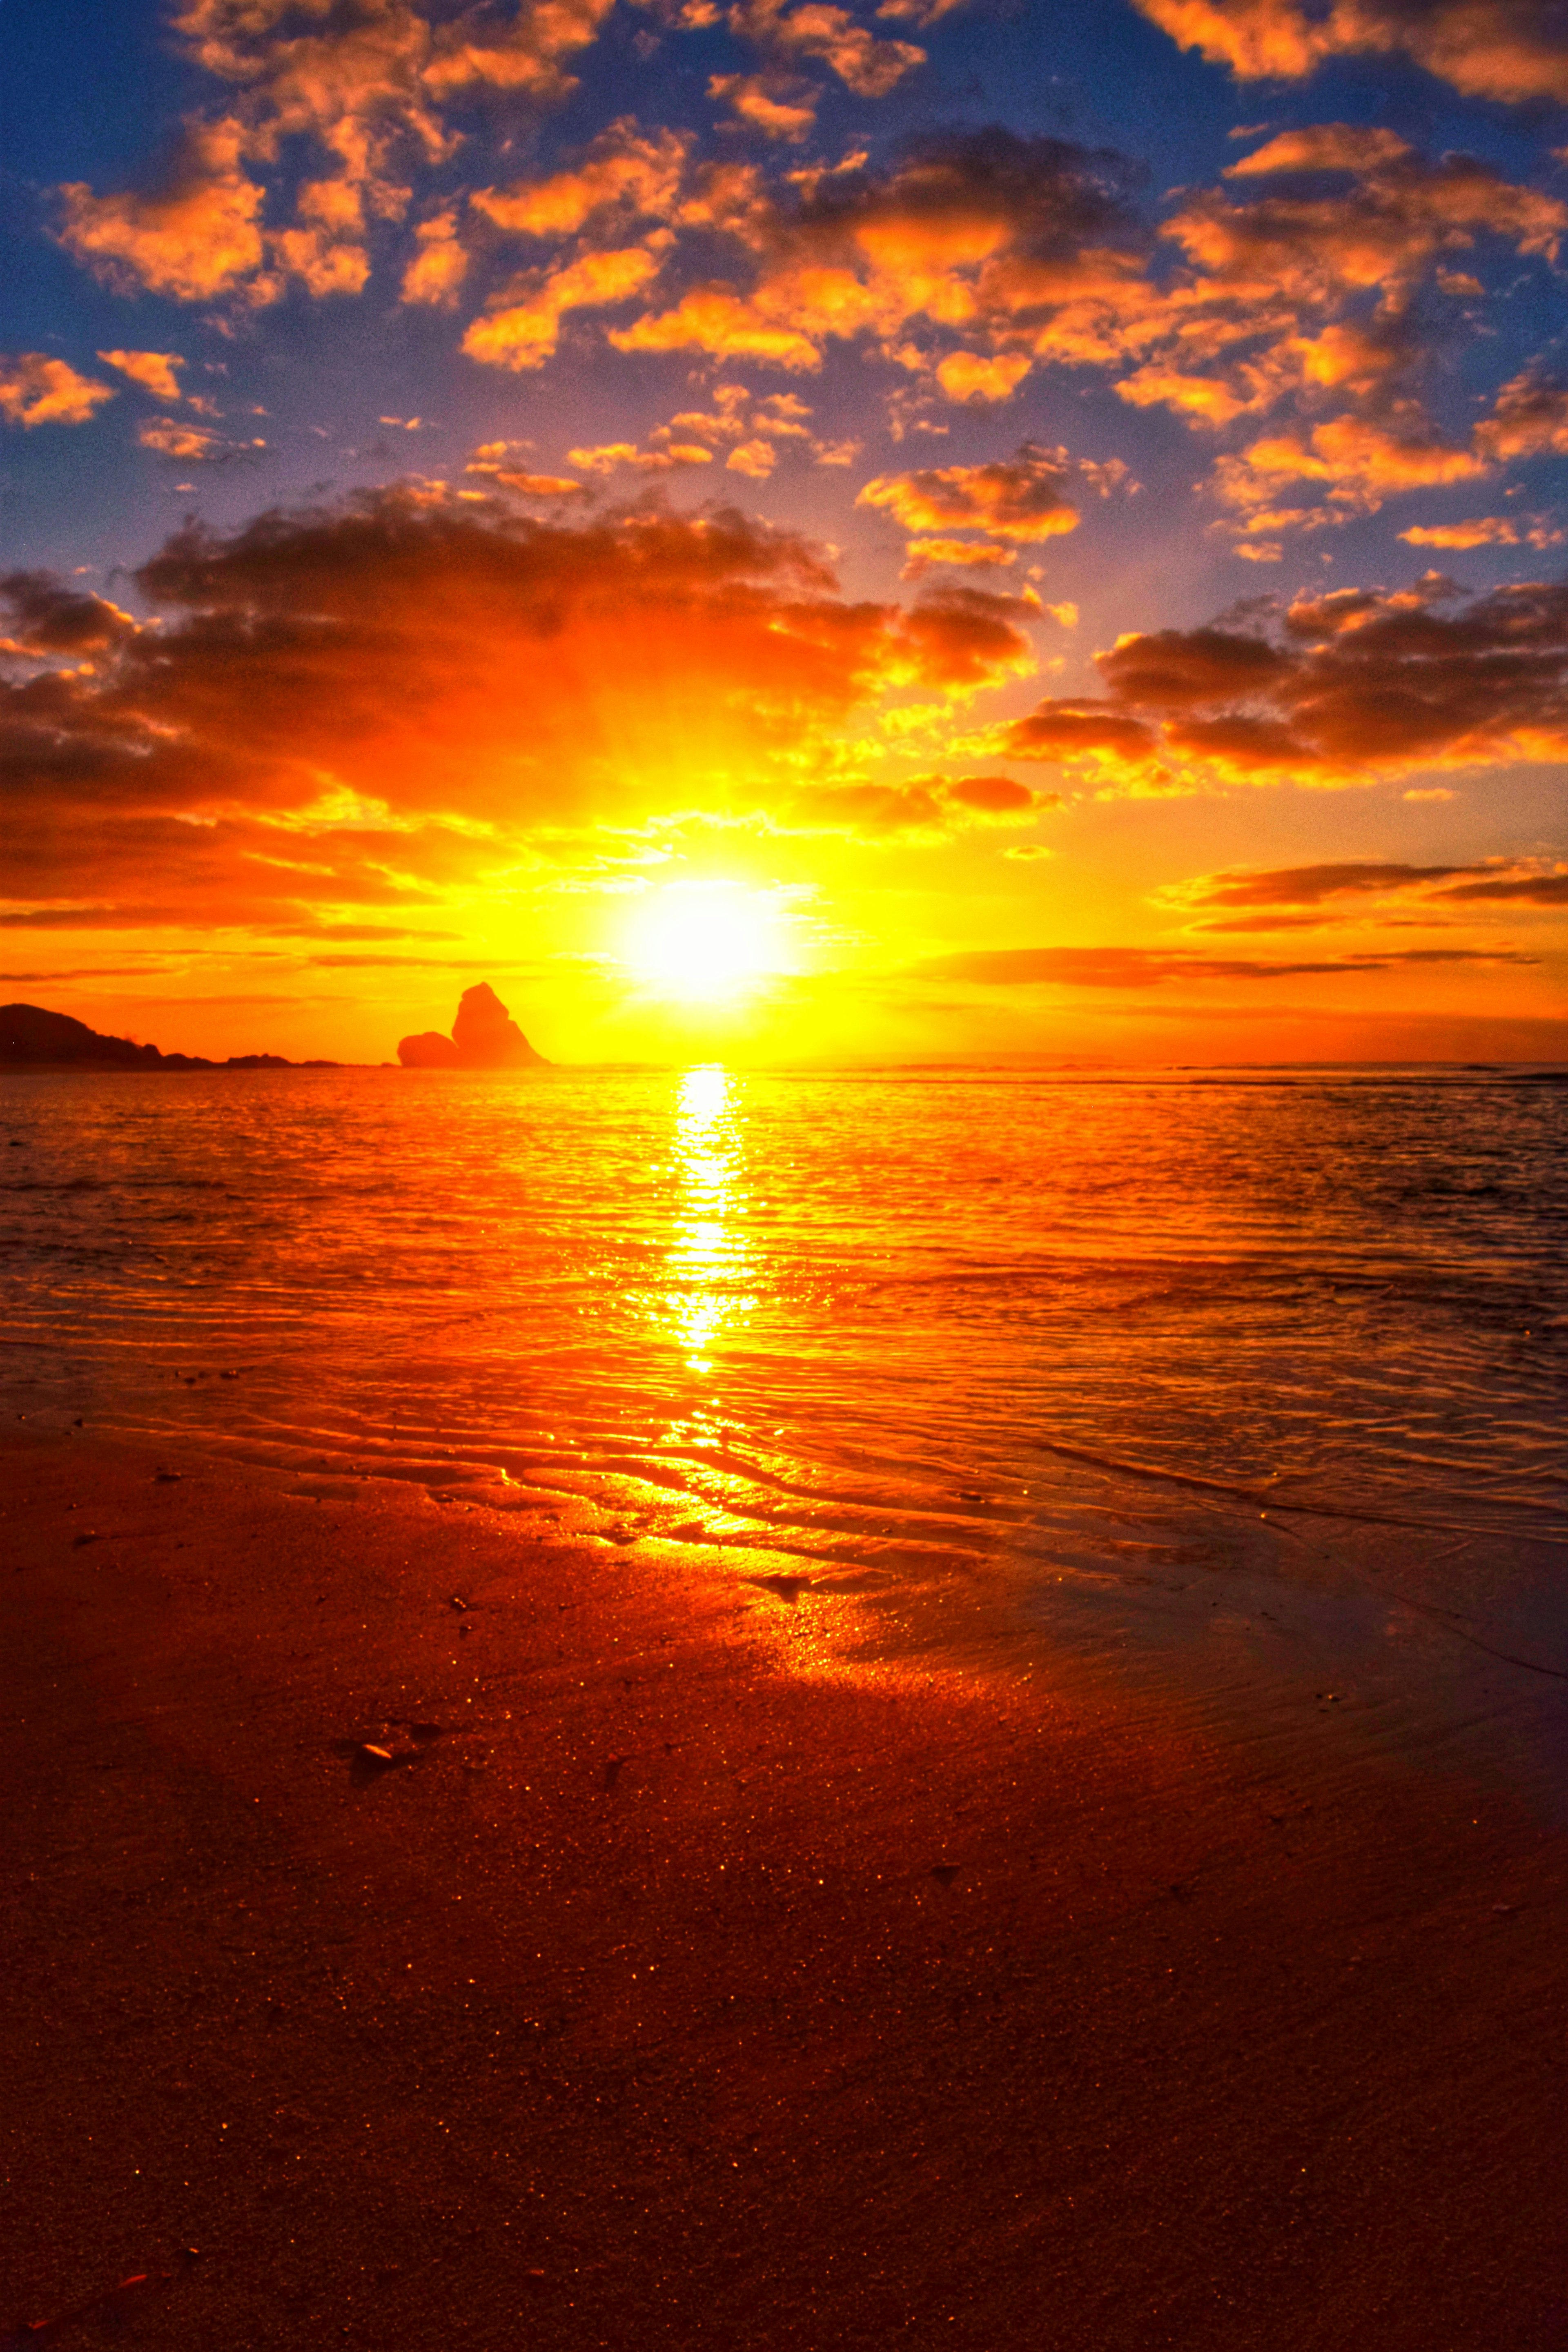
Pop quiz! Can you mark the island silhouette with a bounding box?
[397,982,548,1069]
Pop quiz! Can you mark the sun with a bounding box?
[621,880,790,1003]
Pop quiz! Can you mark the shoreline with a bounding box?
[4,1430,1567,2349]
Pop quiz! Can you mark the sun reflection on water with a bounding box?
[669,1064,753,1372]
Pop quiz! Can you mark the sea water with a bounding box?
[4,1064,1566,1736]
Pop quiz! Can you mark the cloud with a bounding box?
[56,0,617,308]
[57,120,267,301]
[1,572,138,656]
[0,490,1044,929]
[609,285,827,369]
[782,767,1050,835]
[565,441,712,471]
[859,444,1125,543]
[470,120,689,236]
[1132,0,1568,107]
[709,74,819,140]
[400,209,469,306]
[462,246,662,370]
[727,0,926,95]
[0,355,116,430]
[934,351,1032,403]
[610,129,1148,384]
[915,943,1536,986]
[1400,518,1522,549]
[1101,129,1568,546]
[726,437,777,477]
[1160,854,1568,927]
[97,350,187,403]
[1000,572,1568,793]
[900,538,1018,577]
[1475,369,1568,461]
[1434,871,1568,904]
[137,415,266,461]
[892,585,1040,690]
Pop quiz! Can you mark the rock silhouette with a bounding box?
[397,983,547,1070]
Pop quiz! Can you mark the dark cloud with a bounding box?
[1177,861,1479,908]
[1002,575,1568,791]
[1,572,138,655]
[1437,872,1568,904]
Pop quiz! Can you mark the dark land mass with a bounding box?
[3,1431,1566,2350]
[0,1005,339,1071]
[399,982,548,1069]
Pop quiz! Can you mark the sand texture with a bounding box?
[3,1432,1566,2350]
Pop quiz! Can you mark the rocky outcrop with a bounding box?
[397,982,548,1069]
[0,1004,336,1069]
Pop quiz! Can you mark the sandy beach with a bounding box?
[4,1428,1566,2350]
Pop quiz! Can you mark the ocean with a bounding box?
[5,1062,1566,1745]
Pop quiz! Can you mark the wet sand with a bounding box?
[3,1430,1566,2351]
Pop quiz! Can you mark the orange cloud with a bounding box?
[58,0,617,310]
[0,356,116,430]
[1399,517,1522,549]
[1475,369,1568,460]
[96,350,187,403]
[56,120,267,301]
[463,246,662,370]
[609,285,824,368]
[471,120,689,236]
[0,493,1043,929]
[708,74,818,139]
[900,538,1018,577]
[727,0,926,94]
[609,130,1148,385]
[935,350,1031,403]
[1133,0,1568,106]
[726,437,777,477]
[137,414,266,461]
[400,209,469,307]
[859,444,1125,541]
[267,225,370,296]
[565,441,713,471]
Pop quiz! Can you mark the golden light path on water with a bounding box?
[668,1065,755,1375]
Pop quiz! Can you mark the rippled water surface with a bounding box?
[5,1063,1566,1687]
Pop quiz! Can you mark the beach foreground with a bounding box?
[4,1432,1566,2350]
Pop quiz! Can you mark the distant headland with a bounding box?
[0,1004,339,1070]
[397,982,548,1069]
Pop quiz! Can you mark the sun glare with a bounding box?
[621,881,789,1003]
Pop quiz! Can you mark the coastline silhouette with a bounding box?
[0,1003,336,1069]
